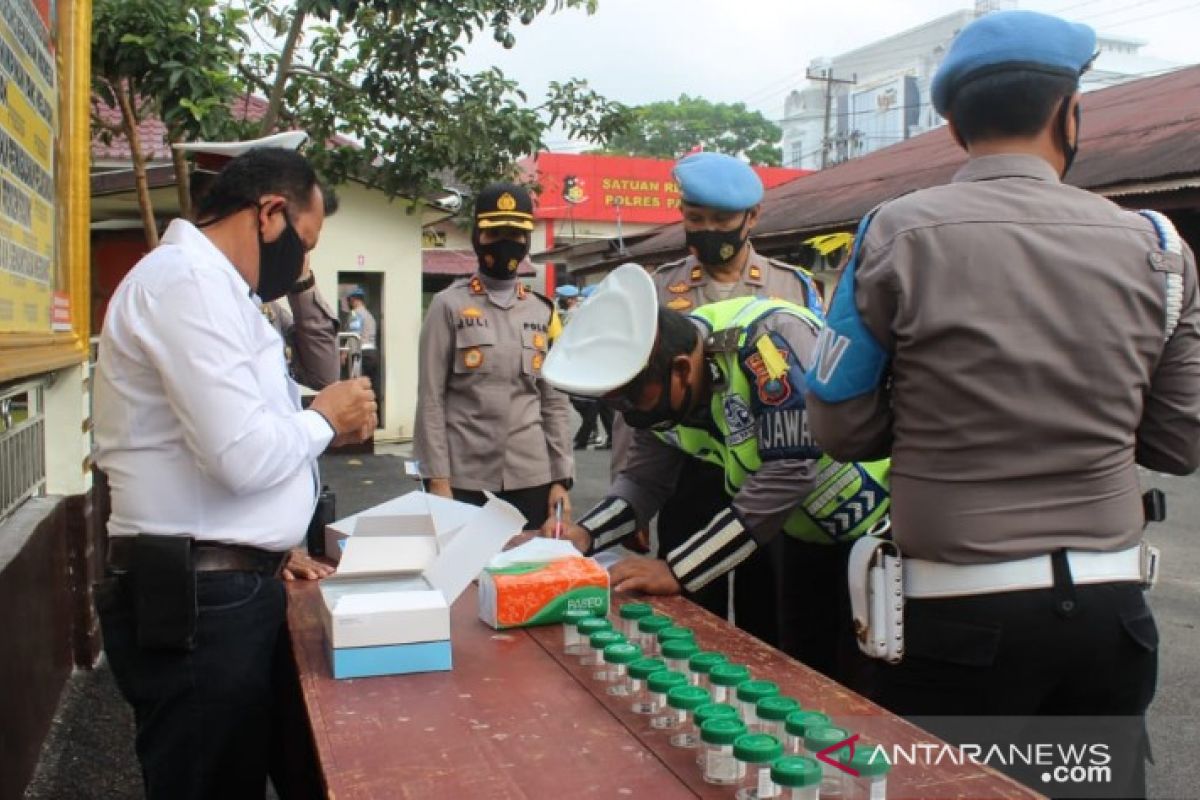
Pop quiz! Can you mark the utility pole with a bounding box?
[806,68,856,168]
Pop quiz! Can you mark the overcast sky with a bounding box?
[458,0,1200,150]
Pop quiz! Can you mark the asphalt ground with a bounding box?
[22,445,1200,799]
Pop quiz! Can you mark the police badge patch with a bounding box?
[723,394,755,446]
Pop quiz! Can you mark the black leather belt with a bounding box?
[106,536,285,575]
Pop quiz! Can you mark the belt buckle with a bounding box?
[1140,542,1160,590]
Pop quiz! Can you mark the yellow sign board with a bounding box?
[0,0,57,334]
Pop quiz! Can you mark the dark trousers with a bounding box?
[361,349,380,404]
[97,571,287,800]
[453,483,553,529]
[776,536,872,691]
[572,398,613,448]
[657,460,781,647]
[873,580,1157,799]
[658,460,868,688]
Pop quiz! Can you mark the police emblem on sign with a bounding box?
[723,394,755,446]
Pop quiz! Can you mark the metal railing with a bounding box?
[1,379,46,522]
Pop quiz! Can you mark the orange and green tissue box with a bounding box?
[479,556,609,629]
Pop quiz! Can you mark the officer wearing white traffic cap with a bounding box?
[611,152,826,652]
[413,183,573,528]
[545,265,889,683]
[807,10,1200,796]
[175,131,341,389]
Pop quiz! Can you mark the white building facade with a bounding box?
[782,1,1179,170]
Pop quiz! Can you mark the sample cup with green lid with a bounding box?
[784,710,831,755]
[839,742,890,800]
[661,637,701,675]
[735,680,780,730]
[647,670,690,729]
[562,607,597,656]
[755,696,800,741]
[803,725,852,797]
[587,630,625,680]
[665,684,710,748]
[734,732,785,799]
[692,702,740,766]
[708,662,752,704]
[636,614,673,656]
[576,616,612,665]
[771,755,822,800]
[656,625,695,648]
[616,601,653,640]
[700,717,748,785]
[627,656,667,714]
[602,641,643,697]
[687,650,728,690]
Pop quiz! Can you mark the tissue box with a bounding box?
[479,556,610,629]
[320,491,524,678]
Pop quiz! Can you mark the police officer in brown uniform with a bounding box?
[612,152,826,656]
[414,183,574,528]
[806,11,1200,796]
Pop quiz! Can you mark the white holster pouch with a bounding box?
[848,535,904,663]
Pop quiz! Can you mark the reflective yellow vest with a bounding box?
[657,296,890,544]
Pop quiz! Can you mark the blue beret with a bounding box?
[673,152,763,211]
[580,285,596,298]
[932,10,1096,115]
[555,285,580,299]
[347,288,366,299]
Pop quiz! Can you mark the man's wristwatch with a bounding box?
[290,273,316,294]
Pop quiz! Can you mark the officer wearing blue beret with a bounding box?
[604,151,860,683]
[806,11,1200,797]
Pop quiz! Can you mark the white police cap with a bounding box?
[542,264,658,397]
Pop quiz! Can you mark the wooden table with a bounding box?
[286,581,1045,799]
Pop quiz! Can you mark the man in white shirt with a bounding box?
[93,148,375,800]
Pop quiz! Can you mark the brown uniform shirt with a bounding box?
[611,247,820,474]
[265,284,340,389]
[414,274,573,491]
[808,154,1200,563]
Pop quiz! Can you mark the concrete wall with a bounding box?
[310,183,423,440]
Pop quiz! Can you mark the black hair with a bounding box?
[195,148,319,223]
[651,307,700,370]
[951,69,1078,145]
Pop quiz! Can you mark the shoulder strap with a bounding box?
[1138,210,1184,341]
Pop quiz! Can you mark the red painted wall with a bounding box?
[533,152,809,225]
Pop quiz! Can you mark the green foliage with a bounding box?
[239,0,628,198]
[91,0,248,144]
[601,94,782,166]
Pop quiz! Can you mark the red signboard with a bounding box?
[533,152,808,225]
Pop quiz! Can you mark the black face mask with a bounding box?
[474,236,529,280]
[685,212,750,267]
[616,361,694,432]
[256,208,306,303]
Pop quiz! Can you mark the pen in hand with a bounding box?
[553,498,564,540]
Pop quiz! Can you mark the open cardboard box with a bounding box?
[319,490,524,679]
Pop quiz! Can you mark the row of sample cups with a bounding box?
[560,604,891,798]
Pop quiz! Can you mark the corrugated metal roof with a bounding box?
[625,64,1200,262]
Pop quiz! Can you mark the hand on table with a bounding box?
[610,556,681,596]
[426,478,453,499]
[281,548,335,581]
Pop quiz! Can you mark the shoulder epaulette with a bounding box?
[653,257,689,274]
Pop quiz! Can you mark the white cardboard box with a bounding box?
[319,491,524,676]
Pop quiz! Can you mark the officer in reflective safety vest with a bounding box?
[542,264,889,683]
